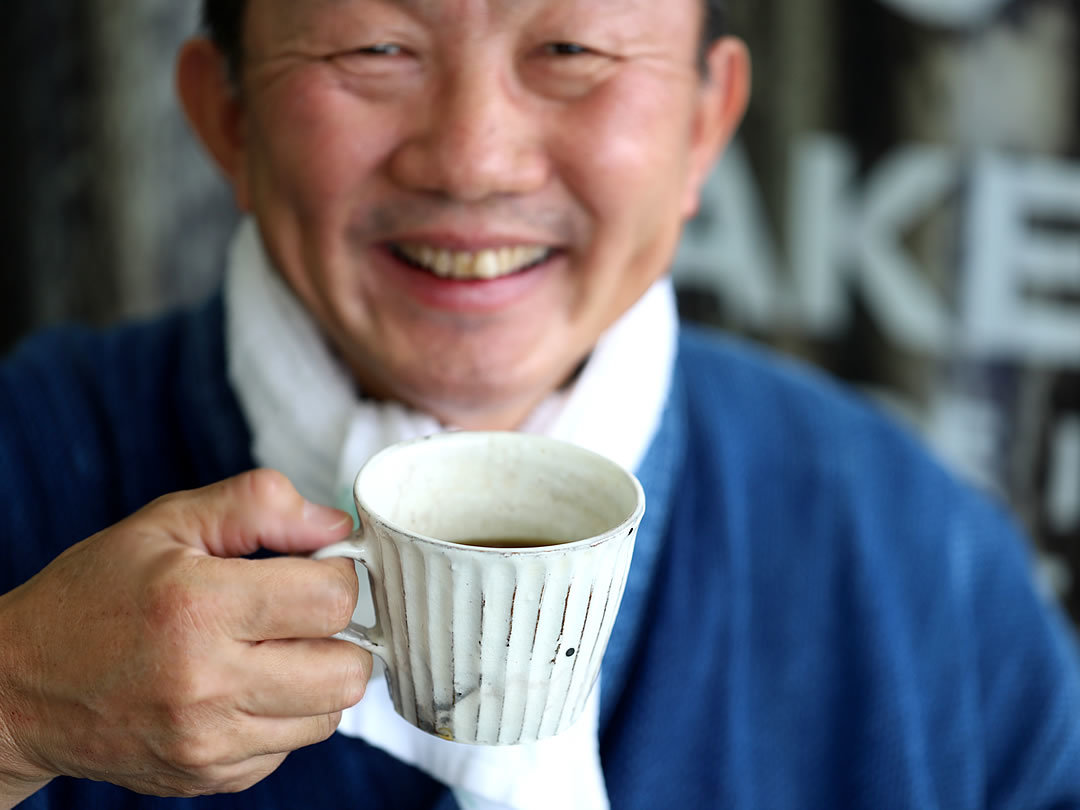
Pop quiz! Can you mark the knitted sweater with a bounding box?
[3,295,1079,809]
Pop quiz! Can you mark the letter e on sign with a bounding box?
[959,153,1080,365]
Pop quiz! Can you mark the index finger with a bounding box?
[213,555,360,642]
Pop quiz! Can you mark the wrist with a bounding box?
[0,589,53,806]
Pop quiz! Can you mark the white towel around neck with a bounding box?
[224,219,676,810]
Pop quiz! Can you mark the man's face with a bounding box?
[199,0,746,428]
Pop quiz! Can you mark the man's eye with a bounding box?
[526,40,615,98]
[331,42,417,78]
[355,43,405,57]
[545,42,591,57]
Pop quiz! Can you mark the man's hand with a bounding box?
[0,469,368,803]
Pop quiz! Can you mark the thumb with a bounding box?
[147,469,354,557]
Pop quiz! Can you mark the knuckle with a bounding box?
[143,558,230,643]
[144,574,202,638]
[326,576,357,633]
[158,710,242,777]
[340,679,366,710]
[161,731,222,775]
[158,681,209,729]
[238,468,293,507]
[338,650,372,707]
[120,490,194,541]
[143,488,189,515]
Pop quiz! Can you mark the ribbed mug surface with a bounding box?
[370,520,637,744]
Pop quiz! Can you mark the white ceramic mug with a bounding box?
[313,431,645,746]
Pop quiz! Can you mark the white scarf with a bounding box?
[224,219,677,810]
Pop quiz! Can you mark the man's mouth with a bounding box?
[390,243,554,280]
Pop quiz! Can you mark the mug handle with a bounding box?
[312,529,391,665]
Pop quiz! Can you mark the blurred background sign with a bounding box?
[675,0,1080,617]
[880,0,1013,26]
[2,1,1078,618]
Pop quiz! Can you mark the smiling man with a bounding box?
[182,0,745,431]
[1,1,1079,809]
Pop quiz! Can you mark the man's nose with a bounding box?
[389,66,550,201]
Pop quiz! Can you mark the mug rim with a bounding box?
[351,431,646,555]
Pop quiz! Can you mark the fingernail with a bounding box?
[304,500,353,531]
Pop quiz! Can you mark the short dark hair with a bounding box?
[202,0,247,80]
[201,0,727,81]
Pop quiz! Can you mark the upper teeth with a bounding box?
[396,244,550,279]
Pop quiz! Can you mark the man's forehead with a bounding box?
[248,0,696,53]
[259,0,654,17]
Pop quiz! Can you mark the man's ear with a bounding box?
[683,37,751,218]
[176,37,251,211]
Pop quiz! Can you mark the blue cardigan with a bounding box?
[3,295,1079,809]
